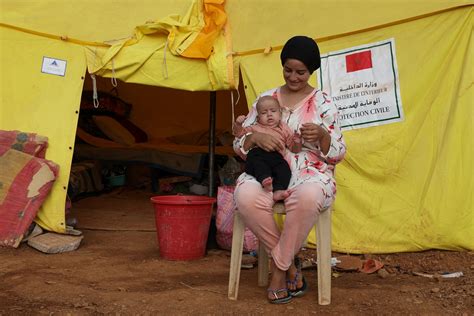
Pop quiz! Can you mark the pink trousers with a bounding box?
[234,181,326,271]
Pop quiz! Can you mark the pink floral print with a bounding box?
[234,88,346,208]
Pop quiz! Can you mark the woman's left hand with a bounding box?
[299,123,328,144]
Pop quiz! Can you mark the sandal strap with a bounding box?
[286,256,304,289]
[267,288,288,299]
[286,271,299,285]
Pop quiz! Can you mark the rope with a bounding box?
[230,88,241,125]
[0,4,469,58]
[233,4,471,57]
[90,74,99,108]
[231,90,235,124]
[89,47,100,108]
[111,58,118,87]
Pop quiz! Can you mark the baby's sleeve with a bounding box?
[232,106,258,159]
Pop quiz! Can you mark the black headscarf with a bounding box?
[280,36,321,74]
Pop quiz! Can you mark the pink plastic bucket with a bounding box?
[150,195,216,260]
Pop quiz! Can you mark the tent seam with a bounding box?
[233,4,473,57]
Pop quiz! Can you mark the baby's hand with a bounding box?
[232,115,247,136]
[236,115,246,125]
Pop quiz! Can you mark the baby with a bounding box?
[233,96,302,201]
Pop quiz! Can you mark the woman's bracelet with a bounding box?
[239,132,254,155]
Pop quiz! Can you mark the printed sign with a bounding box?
[318,39,403,130]
[41,57,67,76]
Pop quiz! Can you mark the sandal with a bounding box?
[289,275,308,297]
[267,288,293,304]
[288,256,309,298]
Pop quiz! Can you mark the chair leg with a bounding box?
[316,207,332,305]
[257,241,269,287]
[228,212,245,300]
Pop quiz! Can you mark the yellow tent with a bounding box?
[1,0,472,252]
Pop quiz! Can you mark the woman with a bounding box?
[233,36,346,304]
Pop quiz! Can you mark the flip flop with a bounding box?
[287,256,308,298]
[335,255,363,271]
[267,288,293,304]
[359,259,384,274]
[289,275,308,297]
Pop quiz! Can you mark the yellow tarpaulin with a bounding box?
[85,0,235,90]
[0,28,86,231]
[237,5,473,252]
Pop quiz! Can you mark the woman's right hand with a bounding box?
[245,132,284,152]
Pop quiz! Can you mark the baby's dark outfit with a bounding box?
[245,147,291,191]
[238,122,298,192]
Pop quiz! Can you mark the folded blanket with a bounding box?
[0,130,48,158]
[0,145,59,247]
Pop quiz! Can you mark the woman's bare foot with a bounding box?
[262,177,273,192]
[286,257,304,291]
[273,190,290,201]
[268,259,290,301]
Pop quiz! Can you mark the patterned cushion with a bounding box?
[0,130,48,158]
[0,145,59,248]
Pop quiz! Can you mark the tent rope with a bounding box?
[230,89,240,126]
[90,74,99,108]
[111,59,118,87]
[90,47,100,108]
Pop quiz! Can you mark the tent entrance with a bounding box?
[67,74,247,240]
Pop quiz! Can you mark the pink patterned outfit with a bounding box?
[236,121,299,156]
[233,88,346,271]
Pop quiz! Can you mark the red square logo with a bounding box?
[346,50,373,73]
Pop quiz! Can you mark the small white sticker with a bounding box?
[41,57,67,76]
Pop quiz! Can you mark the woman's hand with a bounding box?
[299,123,326,143]
[300,123,331,154]
[245,132,284,152]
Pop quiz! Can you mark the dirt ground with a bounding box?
[1,188,473,315]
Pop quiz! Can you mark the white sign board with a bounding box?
[318,39,403,130]
[41,57,67,76]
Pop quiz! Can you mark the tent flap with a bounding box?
[85,0,231,91]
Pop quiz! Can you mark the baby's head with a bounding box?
[256,96,282,127]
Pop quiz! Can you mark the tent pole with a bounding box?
[208,91,217,197]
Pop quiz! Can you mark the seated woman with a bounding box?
[233,36,346,304]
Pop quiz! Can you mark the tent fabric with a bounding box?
[238,6,473,253]
[1,0,473,252]
[0,26,86,232]
[135,0,226,59]
[84,0,234,91]
[227,1,473,56]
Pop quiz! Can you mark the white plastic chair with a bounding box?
[228,202,332,305]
